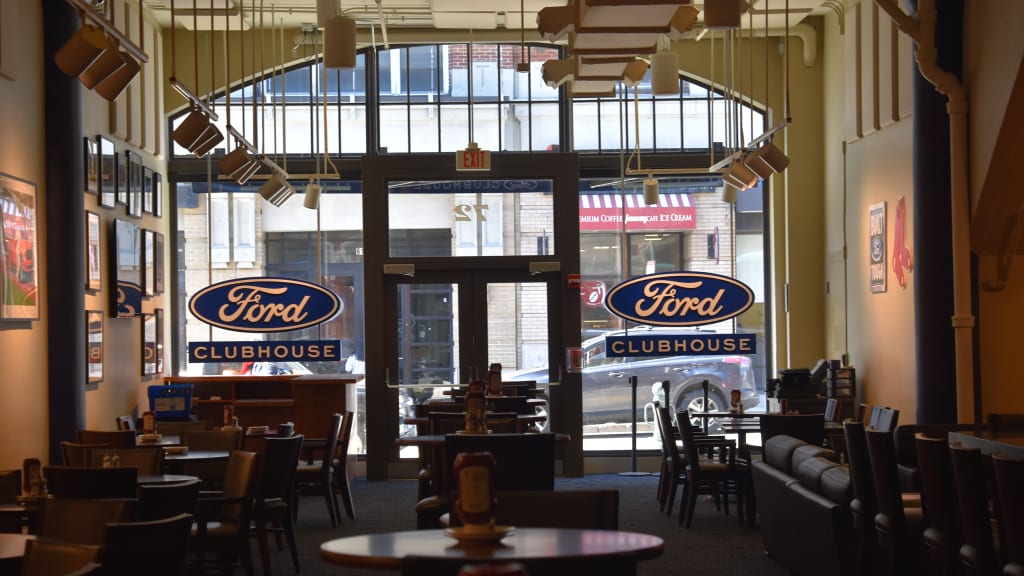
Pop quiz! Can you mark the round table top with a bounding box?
[135,434,182,447]
[137,473,200,485]
[163,450,231,462]
[0,533,35,560]
[319,527,663,570]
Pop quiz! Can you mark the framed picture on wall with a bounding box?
[143,167,153,214]
[153,172,163,218]
[98,136,116,209]
[142,312,156,376]
[155,308,164,375]
[0,172,39,321]
[85,210,101,291]
[142,228,154,297]
[87,310,103,384]
[127,151,143,218]
[116,151,128,206]
[84,137,99,195]
[153,231,164,295]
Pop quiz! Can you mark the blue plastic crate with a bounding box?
[148,384,194,419]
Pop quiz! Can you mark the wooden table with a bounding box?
[320,527,663,575]
[135,434,182,447]
[949,430,1024,458]
[162,450,231,475]
[397,432,571,449]
[0,533,35,573]
[137,473,200,485]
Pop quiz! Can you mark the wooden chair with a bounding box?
[44,466,137,499]
[873,408,900,432]
[0,469,22,533]
[76,429,136,449]
[190,450,260,576]
[914,433,962,576]
[86,447,164,475]
[676,410,751,529]
[333,411,357,521]
[844,421,880,575]
[37,497,137,546]
[992,453,1024,576]
[20,538,102,576]
[654,403,685,514]
[988,412,1024,433]
[102,512,193,576]
[181,429,242,487]
[60,442,109,467]
[864,428,924,575]
[253,434,304,576]
[759,413,826,447]
[948,442,999,576]
[295,413,343,527]
[138,478,201,521]
[858,403,873,426]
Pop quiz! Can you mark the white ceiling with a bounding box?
[141,0,836,34]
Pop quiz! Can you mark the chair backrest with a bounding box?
[20,538,102,576]
[843,421,876,531]
[675,410,705,474]
[320,413,344,475]
[992,453,1024,567]
[655,404,682,465]
[873,407,899,432]
[76,429,136,449]
[332,411,355,475]
[44,466,138,499]
[60,442,109,467]
[86,447,164,475]
[38,497,137,545]
[487,396,529,414]
[442,433,556,493]
[138,478,201,521]
[102,512,193,576]
[182,429,242,451]
[216,450,260,523]
[260,434,304,502]
[759,413,825,446]
[988,412,1024,433]
[914,433,962,552]
[949,442,999,574]
[864,428,907,531]
[115,416,136,432]
[858,403,873,425]
[485,489,619,529]
[0,469,20,504]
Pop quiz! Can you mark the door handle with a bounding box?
[609,372,625,378]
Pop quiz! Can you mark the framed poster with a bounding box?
[127,151,143,218]
[0,172,39,320]
[869,202,887,293]
[143,167,153,214]
[112,218,141,318]
[155,308,164,374]
[84,137,99,195]
[98,136,116,208]
[142,228,154,297]
[142,312,157,376]
[116,151,128,206]
[85,210,101,291]
[87,310,103,384]
[153,231,164,295]
[153,172,163,218]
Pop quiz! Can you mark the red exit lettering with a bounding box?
[456,147,491,171]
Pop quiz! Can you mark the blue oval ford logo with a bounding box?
[189,277,341,333]
[605,271,754,327]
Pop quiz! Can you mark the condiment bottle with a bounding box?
[453,450,496,531]
[464,379,487,434]
[142,410,156,434]
[486,363,502,396]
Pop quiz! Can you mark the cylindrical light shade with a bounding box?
[93,52,140,101]
[303,182,322,210]
[650,51,679,95]
[759,141,791,173]
[191,125,225,158]
[324,17,357,69]
[79,37,127,89]
[54,24,107,77]
[643,178,659,205]
[218,146,252,177]
[316,0,338,27]
[744,149,775,179]
[724,162,758,190]
[173,108,211,150]
[721,183,739,204]
[259,173,295,207]
[232,159,263,186]
[703,0,743,29]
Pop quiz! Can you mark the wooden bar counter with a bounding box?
[162,375,357,439]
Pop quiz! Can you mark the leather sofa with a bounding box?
[751,435,854,576]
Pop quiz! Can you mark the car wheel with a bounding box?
[677,389,725,433]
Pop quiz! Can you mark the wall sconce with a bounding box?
[723,161,758,190]
[303,182,322,210]
[258,172,295,207]
[324,16,357,69]
[744,141,790,179]
[643,177,660,205]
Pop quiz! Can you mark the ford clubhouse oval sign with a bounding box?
[605,271,754,327]
[189,277,341,333]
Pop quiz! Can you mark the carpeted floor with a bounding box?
[253,473,789,576]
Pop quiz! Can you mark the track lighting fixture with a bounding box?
[744,141,790,179]
[303,182,322,210]
[723,162,758,191]
[324,16,357,69]
[721,183,739,204]
[643,177,660,205]
[258,172,295,207]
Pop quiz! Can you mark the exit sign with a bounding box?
[456,144,491,171]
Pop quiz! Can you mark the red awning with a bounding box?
[579,193,696,231]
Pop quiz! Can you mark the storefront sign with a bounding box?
[189,277,341,333]
[579,193,696,231]
[606,333,756,357]
[188,340,342,363]
[605,271,754,326]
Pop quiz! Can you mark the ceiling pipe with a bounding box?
[874,0,973,422]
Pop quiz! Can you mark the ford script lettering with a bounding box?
[605,271,754,327]
[189,277,341,333]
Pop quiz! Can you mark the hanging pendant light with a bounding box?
[304,182,322,210]
[324,16,356,69]
[650,50,679,95]
[643,177,660,206]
